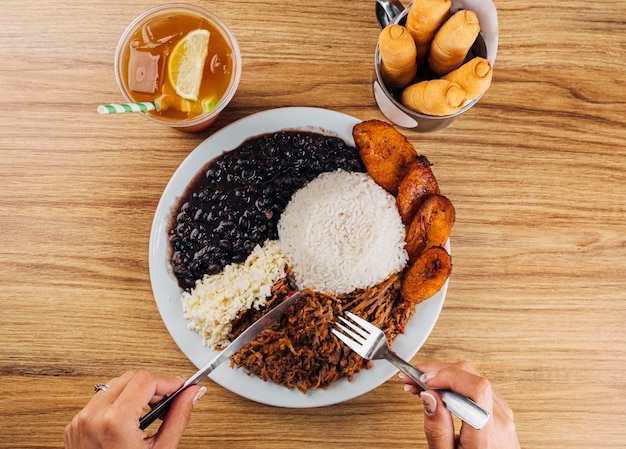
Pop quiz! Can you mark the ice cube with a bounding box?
[141,16,179,46]
[128,47,160,94]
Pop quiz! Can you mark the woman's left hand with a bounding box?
[64,370,205,449]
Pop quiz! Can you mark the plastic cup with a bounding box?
[114,4,242,132]
[373,0,498,131]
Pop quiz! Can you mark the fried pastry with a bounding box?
[428,10,480,75]
[405,0,451,63]
[442,56,492,101]
[401,79,465,116]
[379,24,418,91]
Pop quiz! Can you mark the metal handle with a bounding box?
[375,0,405,29]
[437,389,490,430]
[384,352,490,430]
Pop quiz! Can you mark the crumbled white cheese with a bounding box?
[181,240,286,348]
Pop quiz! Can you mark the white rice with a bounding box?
[277,170,408,295]
[181,240,286,348]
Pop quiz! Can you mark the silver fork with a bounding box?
[333,312,490,430]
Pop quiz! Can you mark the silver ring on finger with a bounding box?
[94,383,110,393]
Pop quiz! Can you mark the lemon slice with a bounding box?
[167,29,210,102]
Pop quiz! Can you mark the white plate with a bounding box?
[149,107,447,408]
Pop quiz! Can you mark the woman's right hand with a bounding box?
[400,361,520,449]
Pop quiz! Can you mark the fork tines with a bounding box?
[335,315,366,340]
[331,312,374,357]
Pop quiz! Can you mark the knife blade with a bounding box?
[139,291,301,429]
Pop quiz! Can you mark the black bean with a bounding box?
[218,239,232,252]
[176,223,191,237]
[189,228,201,241]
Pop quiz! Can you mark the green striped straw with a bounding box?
[97,101,159,114]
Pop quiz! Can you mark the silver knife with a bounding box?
[139,291,302,429]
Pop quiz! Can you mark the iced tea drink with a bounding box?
[115,4,241,131]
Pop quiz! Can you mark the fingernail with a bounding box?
[420,391,437,415]
[420,371,437,383]
[398,372,406,380]
[193,386,207,406]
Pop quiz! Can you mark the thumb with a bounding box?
[151,385,206,449]
[420,390,455,449]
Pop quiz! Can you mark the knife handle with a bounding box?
[139,384,187,430]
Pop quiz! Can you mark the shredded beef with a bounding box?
[228,271,414,393]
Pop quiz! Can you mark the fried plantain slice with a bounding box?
[405,194,456,263]
[401,246,452,304]
[396,156,440,224]
[352,119,417,194]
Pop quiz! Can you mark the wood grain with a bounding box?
[1,0,625,448]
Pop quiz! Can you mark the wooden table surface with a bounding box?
[1,0,625,447]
